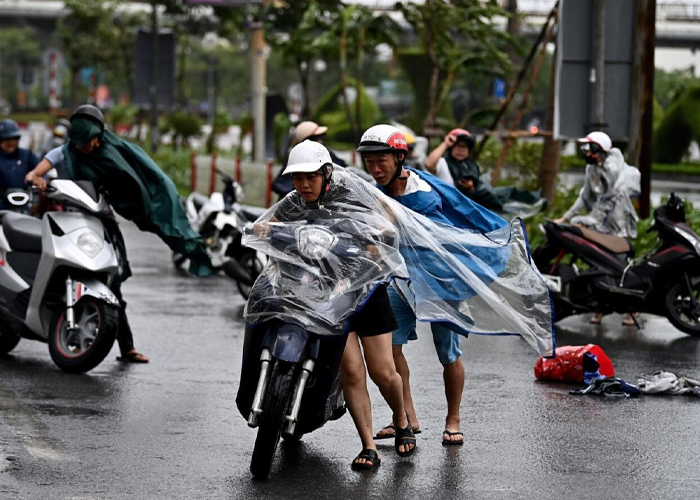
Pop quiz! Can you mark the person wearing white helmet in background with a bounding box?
[554,131,641,326]
[255,140,415,470]
[357,124,508,446]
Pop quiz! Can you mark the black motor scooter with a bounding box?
[533,193,700,335]
[236,221,386,479]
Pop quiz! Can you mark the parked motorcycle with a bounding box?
[174,169,264,298]
[0,180,121,373]
[533,193,700,335]
[236,220,392,479]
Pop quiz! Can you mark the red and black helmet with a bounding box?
[357,124,409,186]
[449,128,475,150]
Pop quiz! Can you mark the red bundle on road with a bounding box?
[535,344,615,384]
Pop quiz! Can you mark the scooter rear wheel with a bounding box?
[250,361,294,479]
[664,279,700,337]
[49,297,119,373]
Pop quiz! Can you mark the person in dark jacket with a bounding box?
[0,119,39,210]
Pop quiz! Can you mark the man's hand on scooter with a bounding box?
[25,172,47,192]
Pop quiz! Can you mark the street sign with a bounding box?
[133,29,176,109]
[554,0,636,140]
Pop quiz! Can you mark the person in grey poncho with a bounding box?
[556,131,640,238]
[555,131,641,325]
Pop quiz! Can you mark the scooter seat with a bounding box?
[2,212,42,252]
[577,226,634,256]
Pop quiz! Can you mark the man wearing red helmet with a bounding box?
[357,124,508,445]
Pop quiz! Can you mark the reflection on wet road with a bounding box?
[0,221,699,499]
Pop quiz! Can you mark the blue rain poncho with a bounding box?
[243,168,554,356]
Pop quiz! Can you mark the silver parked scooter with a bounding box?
[0,180,121,373]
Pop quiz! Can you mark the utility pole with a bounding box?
[628,0,656,218]
[589,0,606,131]
[150,1,160,152]
[251,18,267,162]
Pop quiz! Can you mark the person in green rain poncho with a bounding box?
[26,104,213,363]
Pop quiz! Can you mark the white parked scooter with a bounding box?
[175,169,265,299]
[0,180,121,373]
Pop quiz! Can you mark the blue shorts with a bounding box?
[387,286,463,365]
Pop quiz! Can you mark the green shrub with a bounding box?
[477,140,543,191]
[653,86,700,163]
[149,147,192,196]
[108,104,138,128]
[163,111,202,150]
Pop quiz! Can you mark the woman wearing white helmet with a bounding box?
[555,131,641,325]
[251,140,416,470]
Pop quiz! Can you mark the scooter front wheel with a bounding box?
[49,297,119,373]
[664,279,700,337]
[250,361,294,479]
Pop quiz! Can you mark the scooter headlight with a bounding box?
[69,229,104,258]
[295,226,337,260]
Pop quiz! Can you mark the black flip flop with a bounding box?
[442,430,464,446]
[395,416,417,457]
[374,423,422,440]
[351,449,381,470]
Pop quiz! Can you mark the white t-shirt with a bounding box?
[434,157,455,186]
[403,170,433,196]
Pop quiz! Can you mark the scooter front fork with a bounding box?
[284,358,315,435]
[65,276,77,331]
[248,348,273,428]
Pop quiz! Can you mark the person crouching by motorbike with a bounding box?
[254,140,416,470]
[554,131,641,326]
[25,104,214,363]
[0,119,39,210]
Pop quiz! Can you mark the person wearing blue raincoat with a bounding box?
[357,124,553,445]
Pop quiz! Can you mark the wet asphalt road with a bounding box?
[1,221,700,500]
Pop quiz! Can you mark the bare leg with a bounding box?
[376,344,419,438]
[442,357,464,443]
[340,333,376,467]
[589,312,604,325]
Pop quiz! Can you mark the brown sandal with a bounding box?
[117,350,150,363]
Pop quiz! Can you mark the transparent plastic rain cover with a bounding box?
[243,168,554,356]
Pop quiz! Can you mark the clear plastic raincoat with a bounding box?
[243,168,555,356]
[564,148,641,238]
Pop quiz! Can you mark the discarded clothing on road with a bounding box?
[637,371,700,397]
[570,377,640,398]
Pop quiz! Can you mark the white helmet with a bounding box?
[577,131,612,152]
[282,140,335,175]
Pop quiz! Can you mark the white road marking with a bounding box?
[0,382,70,461]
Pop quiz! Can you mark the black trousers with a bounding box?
[111,284,135,355]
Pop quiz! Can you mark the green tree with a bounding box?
[0,27,42,107]
[59,0,122,107]
[263,0,342,118]
[397,0,511,132]
[314,5,398,140]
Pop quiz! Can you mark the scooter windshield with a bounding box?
[243,168,554,356]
